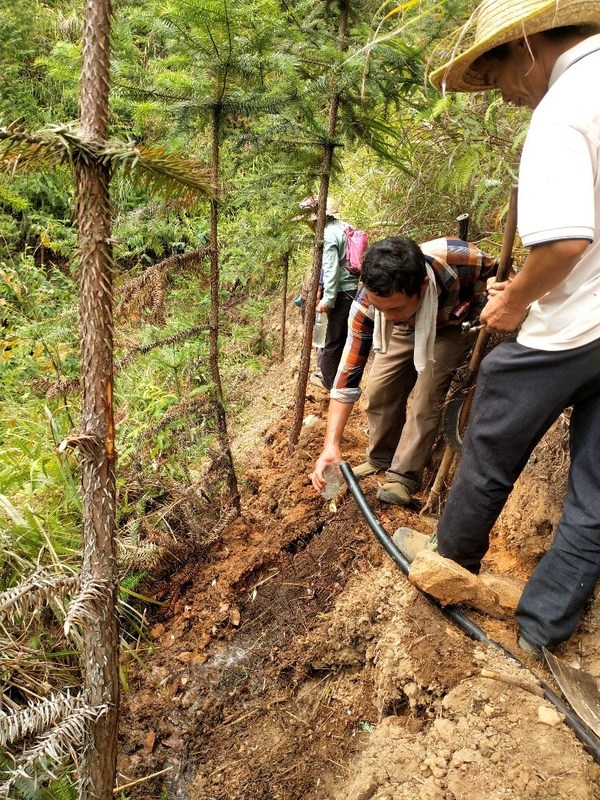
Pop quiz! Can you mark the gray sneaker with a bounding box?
[517,634,543,661]
[377,481,411,506]
[352,461,382,479]
[308,372,328,392]
[392,527,437,562]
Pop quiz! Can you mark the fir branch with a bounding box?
[0,125,213,202]
[0,124,96,172]
[63,580,111,639]
[103,141,213,202]
[0,572,79,625]
[115,325,208,370]
[142,396,212,440]
[30,377,81,399]
[117,536,161,571]
[0,704,107,798]
[0,691,79,748]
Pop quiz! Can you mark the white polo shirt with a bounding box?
[517,34,600,350]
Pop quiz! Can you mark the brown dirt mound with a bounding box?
[117,345,600,800]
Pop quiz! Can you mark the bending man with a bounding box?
[311,235,497,504]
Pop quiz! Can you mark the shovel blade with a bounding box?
[544,647,600,736]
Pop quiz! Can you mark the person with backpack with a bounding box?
[298,197,363,391]
[311,235,498,506]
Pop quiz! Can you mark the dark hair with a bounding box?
[478,42,510,63]
[360,236,426,297]
[541,24,600,41]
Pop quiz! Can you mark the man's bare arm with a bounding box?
[311,399,355,492]
[482,239,589,332]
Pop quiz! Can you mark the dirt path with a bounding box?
[117,347,600,800]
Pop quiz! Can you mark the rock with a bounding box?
[433,717,455,742]
[537,705,564,726]
[451,747,481,764]
[408,551,505,619]
[479,572,525,612]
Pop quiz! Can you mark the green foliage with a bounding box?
[6,773,77,800]
[113,202,209,267]
[0,1,67,127]
[0,0,526,555]
[0,8,533,791]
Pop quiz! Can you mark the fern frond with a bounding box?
[0,691,79,748]
[0,704,107,798]
[0,572,79,625]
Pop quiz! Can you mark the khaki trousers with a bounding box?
[365,324,472,490]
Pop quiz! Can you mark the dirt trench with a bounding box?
[117,357,600,800]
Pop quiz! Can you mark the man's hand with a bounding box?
[486,276,512,296]
[311,398,354,493]
[482,239,588,333]
[481,285,528,332]
[311,445,342,492]
[316,301,330,314]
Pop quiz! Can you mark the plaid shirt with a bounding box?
[330,238,498,403]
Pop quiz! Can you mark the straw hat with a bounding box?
[298,196,340,221]
[430,0,600,92]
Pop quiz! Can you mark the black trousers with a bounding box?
[436,336,600,650]
[321,291,355,390]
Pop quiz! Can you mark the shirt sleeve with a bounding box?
[518,120,595,246]
[321,226,343,307]
[330,288,374,403]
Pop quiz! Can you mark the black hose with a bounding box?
[340,461,600,763]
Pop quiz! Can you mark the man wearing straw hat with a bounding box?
[394,0,600,659]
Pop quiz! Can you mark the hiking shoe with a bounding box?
[352,461,382,479]
[392,527,437,563]
[518,634,543,661]
[377,481,411,506]
[309,372,328,392]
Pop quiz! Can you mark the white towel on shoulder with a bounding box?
[413,262,437,373]
[372,310,393,354]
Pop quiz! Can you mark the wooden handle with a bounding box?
[495,185,518,284]
[464,185,519,375]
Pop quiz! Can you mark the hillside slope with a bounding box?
[117,331,600,800]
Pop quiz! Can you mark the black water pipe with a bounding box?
[339,461,600,764]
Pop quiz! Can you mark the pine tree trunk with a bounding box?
[279,250,290,360]
[209,104,240,513]
[77,0,119,797]
[288,0,350,450]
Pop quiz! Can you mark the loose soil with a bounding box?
[118,332,600,800]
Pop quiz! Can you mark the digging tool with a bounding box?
[420,185,518,517]
[544,648,600,736]
[457,212,469,241]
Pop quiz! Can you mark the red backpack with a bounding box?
[343,225,369,276]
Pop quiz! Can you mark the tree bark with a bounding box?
[209,104,241,513]
[279,250,290,360]
[76,0,119,797]
[288,0,350,450]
